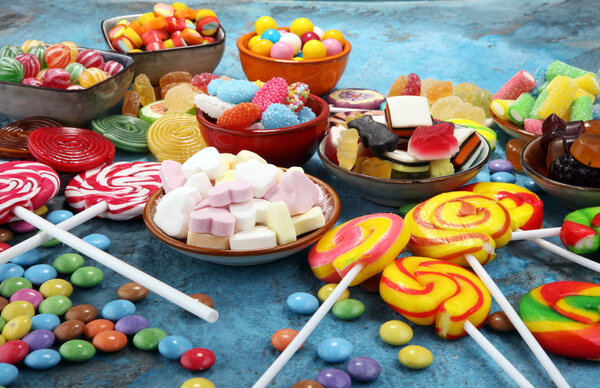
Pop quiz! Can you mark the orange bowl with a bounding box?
[236,28,351,96]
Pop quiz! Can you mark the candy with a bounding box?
[2,315,32,340]
[53,320,85,342]
[132,74,156,107]
[379,320,413,345]
[455,82,492,116]
[60,41,78,62]
[181,378,216,388]
[265,170,320,215]
[261,103,300,129]
[546,60,589,81]
[21,40,44,53]
[101,60,123,76]
[422,79,453,105]
[317,337,353,363]
[43,44,70,68]
[524,118,544,135]
[178,348,216,371]
[114,315,149,336]
[346,115,398,156]
[71,266,103,288]
[122,90,141,117]
[78,67,108,88]
[0,57,24,83]
[154,186,199,239]
[75,49,104,69]
[560,207,600,254]
[11,249,41,266]
[194,93,235,119]
[65,305,98,323]
[287,292,319,314]
[332,299,364,320]
[182,146,224,180]
[490,99,514,120]
[189,293,215,308]
[117,282,149,302]
[570,95,594,121]
[52,253,84,274]
[10,289,43,309]
[0,44,23,59]
[213,79,259,104]
[31,314,60,331]
[385,96,432,137]
[82,234,111,250]
[292,207,326,236]
[1,301,34,322]
[505,138,526,171]
[133,327,167,351]
[24,348,61,369]
[315,369,350,388]
[64,62,85,84]
[15,53,40,79]
[41,68,70,89]
[0,228,13,242]
[92,330,128,352]
[398,72,421,96]
[252,77,288,113]
[346,357,381,382]
[537,75,577,120]
[84,319,115,339]
[271,328,301,352]
[504,92,535,124]
[59,339,95,362]
[147,113,206,162]
[235,159,279,197]
[493,70,536,100]
[488,311,515,332]
[158,335,193,360]
[38,295,72,316]
[91,115,149,152]
[102,299,136,321]
[398,345,433,369]
[528,88,550,119]
[549,153,600,187]
[24,264,57,285]
[208,180,254,207]
[28,45,46,68]
[228,226,275,250]
[217,102,261,130]
[267,201,296,244]
[39,279,73,298]
[189,207,235,237]
[302,40,326,59]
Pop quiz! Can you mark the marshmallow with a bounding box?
[221,153,237,170]
[207,180,253,207]
[189,207,236,237]
[154,186,200,239]
[252,198,270,224]
[292,207,326,236]
[236,150,266,164]
[159,160,187,193]
[229,226,277,250]
[235,159,279,198]
[187,231,230,250]
[228,201,256,231]
[267,201,296,245]
[182,146,225,179]
[264,169,320,215]
[184,172,212,199]
[215,169,236,185]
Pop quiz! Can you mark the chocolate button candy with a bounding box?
[0,229,13,243]
[117,282,149,302]
[53,320,85,342]
[65,305,98,323]
[0,296,9,311]
[487,311,515,332]
[189,293,214,308]
[59,339,95,362]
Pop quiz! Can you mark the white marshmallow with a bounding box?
[182,147,225,179]
[184,172,212,199]
[234,159,279,198]
[229,226,277,250]
[153,186,200,239]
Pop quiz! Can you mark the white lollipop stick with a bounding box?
[465,254,570,388]
[463,321,534,388]
[11,206,219,323]
[0,202,108,264]
[328,105,370,113]
[511,227,561,240]
[253,263,364,388]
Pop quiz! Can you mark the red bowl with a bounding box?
[196,94,329,167]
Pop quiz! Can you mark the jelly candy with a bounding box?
[571,134,600,168]
[528,88,549,119]
[585,120,600,135]
[161,82,185,99]
[549,153,600,188]
[573,73,600,95]
[505,138,526,172]
[429,159,454,177]
[347,115,398,156]
[454,82,492,117]
[430,96,486,125]
[337,128,359,170]
[490,99,514,120]
[535,76,576,120]
[545,138,566,170]
[122,90,141,117]
[401,73,421,96]
[507,93,535,124]
[493,70,536,100]
[354,157,392,179]
[546,60,589,81]
[164,83,196,113]
[388,75,407,97]
[159,71,192,90]
[423,80,453,105]
[570,95,593,121]
[132,74,156,107]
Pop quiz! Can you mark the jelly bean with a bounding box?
[0,340,28,364]
[180,348,216,371]
[53,253,84,274]
[38,295,72,316]
[488,159,514,173]
[271,328,302,352]
[317,337,353,363]
[490,171,517,184]
[117,282,149,302]
[92,330,127,352]
[0,264,24,281]
[2,315,32,340]
[315,369,351,388]
[82,233,111,250]
[114,315,149,336]
[39,278,73,298]
[181,377,216,388]
[37,230,60,248]
[102,300,136,321]
[379,320,413,345]
[487,311,515,332]
[398,345,433,369]
[1,277,32,298]
[524,178,540,193]
[10,288,43,309]
[24,264,57,285]
[10,249,41,266]
[332,299,364,320]
[54,320,85,342]
[46,209,73,224]
[24,348,61,370]
[0,229,12,243]
[84,319,115,339]
[65,305,98,323]
[133,328,168,351]
[506,138,526,171]
[0,363,18,385]
[1,300,34,321]
[189,293,214,308]
[0,297,6,311]
[346,357,381,382]
[71,266,103,288]
[292,380,324,388]
[317,284,349,303]
[287,292,319,314]
[158,335,193,359]
[59,339,96,362]
[22,329,55,350]
[31,314,61,331]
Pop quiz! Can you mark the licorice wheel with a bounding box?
[0,117,62,158]
[91,115,150,153]
[27,127,115,173]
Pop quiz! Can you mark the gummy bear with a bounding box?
[164,83,196,113]
[159,71,192,90]
[388,75,407,97]
[354,157,392,179]
[132,73,156,107]
[337,128,359,170]
[454,82,492,117]
[571,133,600,168]
[505,138,526,172]
[423,80,453,105]
[122,90,141,117]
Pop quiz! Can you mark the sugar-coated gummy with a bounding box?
[261,103,300,129]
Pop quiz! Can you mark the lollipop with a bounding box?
[0,117,62,159]
[520,281,600,360]
[27,127,115,173]
[91,115,150,153]
[147,113,206,162]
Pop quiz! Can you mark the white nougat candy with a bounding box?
[292,207,326,236]
[182,146,225,179]
[235,159,279,198]
[266,201,296,245]
[386,96,433,128]
[153,186,200,239]
[184,172,212,199]
[229,226,277,250]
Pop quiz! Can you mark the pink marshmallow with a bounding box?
[263,170,320,215]
[159,160,187,193]
[207,180,253,207]
[524,118,544,135]
[189,207,236,237]
[492,70,537,100]
[194,199,210,211]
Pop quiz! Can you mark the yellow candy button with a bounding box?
[0,334,5,346]
[181,377,216,388]
[2,315,32,341]
[398,345,433,369]
[1,301,35,322]
[39,279,73,298]
[34,205,48,216]
[379,320,413,346]
[317,283,349,303]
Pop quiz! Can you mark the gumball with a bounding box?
[247,35,260,51]
[22,77,42,86]
[197,16,219,36]
[0,57,25,83]
[300,32,320,47]
[261,29,281,44]
[290,18,314,37]
[270,41,294,60]
[323,29,345,45]
[323,38,343,56]
[313,26,325,40]
[302,40,326,59]
[101,61,123,76]
[42,68,70,89]
[75,49,104,69]
[255,16,277,36]
[278,29,288,36]
[251,39,273,56]
[15,54,41,79]
[280,33,302,55]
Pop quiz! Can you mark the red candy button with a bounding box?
[0,340,29,364]
[180,348,216,371]
[0,242,10,252]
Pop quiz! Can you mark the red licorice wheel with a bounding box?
[28,127,116,173]
[0,116,62,158]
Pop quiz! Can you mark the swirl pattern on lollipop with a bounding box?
[147,113,207,163]
[406,192,511,266]
[0,161,60,224]
[519,281,600,359]
[91,115,150,153]
[28,127,116,173]
[65,162,162,220]
[380,256,491,339]
[308,213,410,286]
[0,117,62,158]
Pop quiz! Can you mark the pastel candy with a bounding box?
[229,226,277,250]
[292,207,326,236]
[184,172,212,199]
[220,153,237,170]
[182,147,224,180]
[215,170,235,185]
[159,160,187,193]
[189,207,235,237]
[235,150,266,164]
[154,187,200,239]
[235,159,279,198]
[229,201,256,231]
[186,231,230,250]
[267,201,297,245]
[252,198,270,223]
[207,180,253,207]
[264,170,320,215]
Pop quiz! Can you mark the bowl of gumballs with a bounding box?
[318,99,492,207]
[101,3,225,84]
[521,114,600,208]
[0,41,133,127]
[144,147,341,266]
[195,76,330,167]
[236,16,351,96]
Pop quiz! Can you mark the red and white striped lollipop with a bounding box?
[0,161,60,224]
[65,161,162,220]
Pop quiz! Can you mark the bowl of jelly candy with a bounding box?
[0,43,133,127]
[521,116,600,208]
[236,21,351,96]
[101,8,225,84]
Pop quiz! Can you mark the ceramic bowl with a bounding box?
[236,28,351,96]
[143,174,341,266]
[490,110,537,142]
[196,94,329,167]
[0,48,133,127]
[521,136,600,208]
[101,14,225,84]
[318,133,491,207]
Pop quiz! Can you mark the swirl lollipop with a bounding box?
[147,113,207,162]
[0,117,62,159]
[91,115,150,153]
[27,127,115,173]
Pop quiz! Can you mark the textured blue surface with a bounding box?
[1,0,600,387]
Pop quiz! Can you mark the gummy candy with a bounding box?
[159,71,192,90]
[545,138,566,169]
[252,77,288,113]
[422,80,453,105]
[122,90,141,117]
[523,119,543,135]
[549,153,600,188]
[535,76,576,120]
[571,134,600,168]
[429,159,454,178]
[490,99,514,120]
[261,103,299,129]
[570,95,593,122]
[194,93,235,119]
[505,138,526,172]
[297,106,316,123]
[401,73,421,96]
[161,81,186,99]
[347,115,398,156]
[215,80,259,104]
[430,96,486,125]
[217,103,261,130]
[546,60,589,81]
[493,70,536,100]
[507,93,535,124]
[164,83,196,113]
[454,82,492,117]
[353,157,392,179]
[528,88,549,119]
[388,75,407,97]
[132,73,156,107]
[573,73,600,95]
[191,73,219,93]
[337,128,359,170]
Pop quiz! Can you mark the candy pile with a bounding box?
[490,61,600,135]
[107,3,219,53]
[195,76,316,129]
[249,16,345,60]
[388,72,492,125]
[0,41,122,89]
[154,147,326,250]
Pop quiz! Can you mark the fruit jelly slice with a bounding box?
[132,74,156,106]
[388,75,407,97]
[356,157,392,179]
[122,90,141,117]
[401,73,421,96]
[164,83,196,113]
[425,80,453,105]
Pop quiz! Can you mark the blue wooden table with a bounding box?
[1,1,600,387]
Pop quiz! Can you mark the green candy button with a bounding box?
[38,295,72,316]
[53,253,84,274]
[37,230,60,248]
[71,266,103,288]
[133,328,168,351]
[0,277,33,298]
[332,298,365,320]
[59,339,96,362]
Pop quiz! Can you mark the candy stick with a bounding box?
[465,254,570,388]
[519,235,600,274]
[11,206,219,323]
[328,105,368,113]
[511,228,561,240]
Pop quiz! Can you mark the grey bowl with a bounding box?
[0,48,134,127]
[318,133,491,207]
[101,14,226,84]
